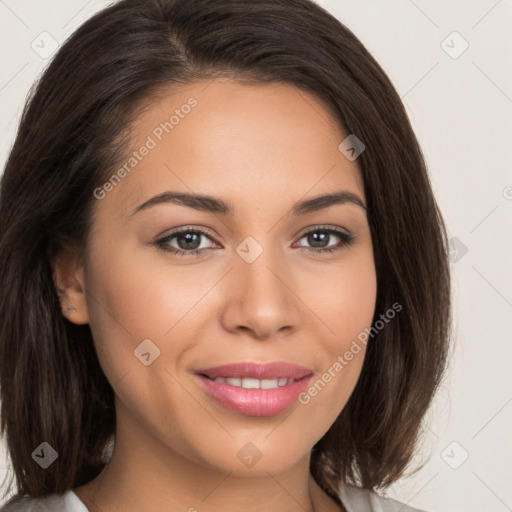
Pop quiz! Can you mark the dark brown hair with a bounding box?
[0,0,451,505]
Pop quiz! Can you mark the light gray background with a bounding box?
[1,1,511,511]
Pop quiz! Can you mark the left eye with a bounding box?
[154,226,354,257]
[294,228,354,253]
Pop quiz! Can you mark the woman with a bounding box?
[0,0,451,511]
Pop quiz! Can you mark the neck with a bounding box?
[73,401,344,512]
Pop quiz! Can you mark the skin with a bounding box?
[53,79,377,512]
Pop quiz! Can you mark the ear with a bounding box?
[51,247,89,325]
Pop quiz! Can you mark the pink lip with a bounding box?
[194,361,313,417]
[196,361,313,380]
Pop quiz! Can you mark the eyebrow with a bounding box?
[130,190,366,217]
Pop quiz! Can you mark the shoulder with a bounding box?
[339,484,428,512]
[0,490,86,512]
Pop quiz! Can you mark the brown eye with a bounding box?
[295,227,355,254]
[154,227,218,257]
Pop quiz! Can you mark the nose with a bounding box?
[220,246,301,340]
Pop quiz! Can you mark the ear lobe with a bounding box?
[51,248,89,325]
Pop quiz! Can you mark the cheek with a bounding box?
[300,253,376,419]
[82,241,170,386]
[313,251,377,343]
[84,239,193,338]
[334,269,376,338]
[89,244,219,333]
[82,252,201,444]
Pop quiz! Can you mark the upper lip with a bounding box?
[196,361,313,380]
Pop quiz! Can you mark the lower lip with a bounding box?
[195,374,312,416]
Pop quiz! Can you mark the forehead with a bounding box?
[95,79,365,218]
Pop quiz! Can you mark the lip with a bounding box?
[195,361,313,380]
[194,361,313,417]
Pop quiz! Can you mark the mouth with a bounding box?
[194,361,313,417]
[200,375,297,389]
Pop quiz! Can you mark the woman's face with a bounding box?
[67,79,377,475]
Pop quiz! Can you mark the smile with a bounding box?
[208,377,295,389]
[194,361,313,416]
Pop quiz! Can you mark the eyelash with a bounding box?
[153,225,355,258]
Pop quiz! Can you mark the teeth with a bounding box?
[212,377,294,389]
[241,378,260,389]
[261,379,279,389]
